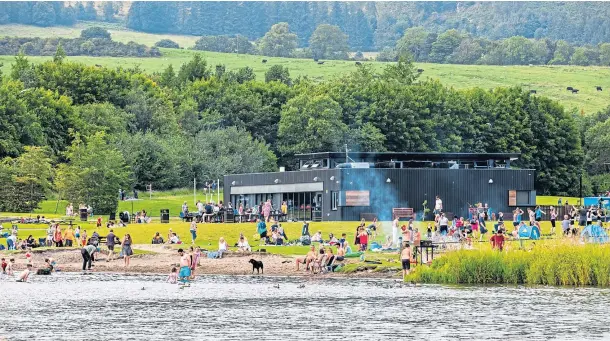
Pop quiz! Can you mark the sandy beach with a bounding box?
[3,245,400,278]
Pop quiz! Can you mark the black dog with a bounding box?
[249,259,264,274]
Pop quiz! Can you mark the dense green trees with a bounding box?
[56,132,130,214]
[0,146,53,212]
[309,24,350,60]
[258,23,298,57]
[0,36,160,58]
[0,51,602,211]
[124,2,610,50]
[387,27,610,66]
[155,39,180,49]
[192,35,256,54]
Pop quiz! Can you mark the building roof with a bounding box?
[295,152,521,162]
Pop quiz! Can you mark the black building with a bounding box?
[224,152,536,221]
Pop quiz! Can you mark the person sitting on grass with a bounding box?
[170,233,181,244]
[152,232,164,244]
[335,243,346,263]
[237,235,251,252]
[311,231,323,243]
[311,248,326,274]
[295,245,316,271]
[218,237,229,258]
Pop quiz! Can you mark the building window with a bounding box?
[331,192,338,211]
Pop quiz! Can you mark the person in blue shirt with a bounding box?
[535,206,545,222]
[257,219,268,243]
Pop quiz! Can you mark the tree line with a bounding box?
[0,27,160,58]
[191,23,351,60]
[379,27,610,66]
[1,51,607,214]
[126,2,610,50]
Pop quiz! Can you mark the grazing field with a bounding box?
[0,46,608,113]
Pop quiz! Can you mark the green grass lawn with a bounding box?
[0,24,609,113]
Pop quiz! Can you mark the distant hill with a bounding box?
[2,1,610,52]
[126,1,610,49]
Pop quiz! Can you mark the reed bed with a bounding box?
[409,242,610,286]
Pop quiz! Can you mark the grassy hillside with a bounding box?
[0,24,609,113]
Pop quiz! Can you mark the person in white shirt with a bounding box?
[237,235,251,252]
[434,196,443,214]
[392,216,399,247]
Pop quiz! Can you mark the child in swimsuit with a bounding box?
[167,267,178,284]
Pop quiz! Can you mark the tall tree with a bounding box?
[258,22,298,57]
[278,93,347,155]
[309,24,350,60]
[55,132,131,214]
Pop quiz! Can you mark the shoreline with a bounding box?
[1,245,401,279]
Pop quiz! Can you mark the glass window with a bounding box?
[331,192,338,211]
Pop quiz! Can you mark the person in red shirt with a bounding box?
[490,231,506,251]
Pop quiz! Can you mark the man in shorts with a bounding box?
[401,242,412,279]
[178,248,191,284]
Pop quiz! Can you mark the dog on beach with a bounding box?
[249,259,264,274]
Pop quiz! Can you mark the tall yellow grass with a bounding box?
[409,242,610,286]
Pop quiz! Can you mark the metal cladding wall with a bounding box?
[339,168,535,221]
[225,168,534,221]
[224,169,342,221]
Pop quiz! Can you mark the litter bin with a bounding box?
[160,209,170,223]
[79,208,88,222]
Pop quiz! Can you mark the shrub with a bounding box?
[155,39,180,49]
[81,27,111,40]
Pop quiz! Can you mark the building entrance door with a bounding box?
[313,192,323,221]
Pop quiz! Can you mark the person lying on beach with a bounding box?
[295,245,316,271]
[16,264,32,282]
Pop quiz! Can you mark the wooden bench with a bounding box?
[392,208,414,219]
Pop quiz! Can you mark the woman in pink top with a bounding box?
[263,199,272,222]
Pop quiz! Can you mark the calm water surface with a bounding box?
[1,273,609,340]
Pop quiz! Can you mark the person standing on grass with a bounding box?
[122,234,133,267]
[392,215,399,247]
[63,226,75,247]
[190,220,197,244]
[401,242,412,278]
[263,199,272,222]
[548,207,557,235]
[535,206,545,224]
[54,224,63,248]
[81,244,98,271]
[106,229,116,262]
[75,226,81,247]
[513,207,523,228]
[46,224,54,247]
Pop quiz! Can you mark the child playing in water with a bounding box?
[6,258,15,275]
[1,258,6,274]
[167,267,178,284]
[16,264,32,282]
